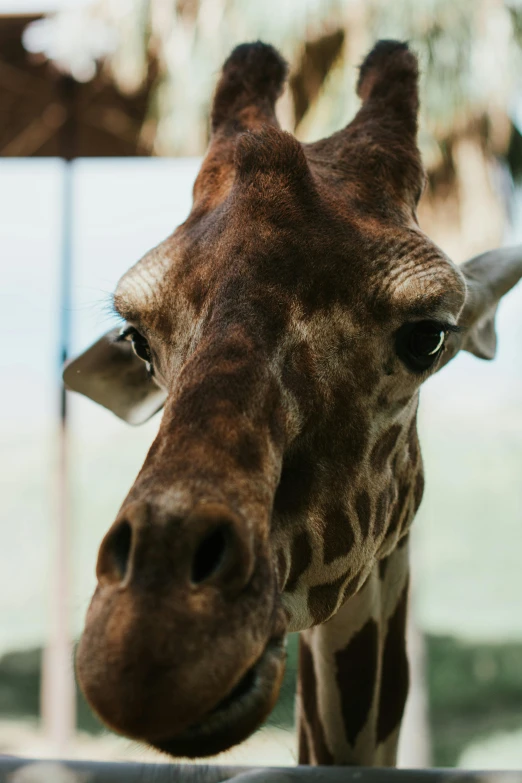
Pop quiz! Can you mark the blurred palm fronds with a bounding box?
[38,0,522,254]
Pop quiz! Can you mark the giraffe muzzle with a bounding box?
[96,501,256,598]
[75,498,287,754]
[152,630,286,758]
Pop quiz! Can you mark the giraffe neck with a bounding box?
[297,539,410,766]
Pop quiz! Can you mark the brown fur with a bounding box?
[377,579,410,744]
[335,618,379,746]
[298,639,335,764]
[71,39,522,766]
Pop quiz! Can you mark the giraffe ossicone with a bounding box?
[64,39,522,766]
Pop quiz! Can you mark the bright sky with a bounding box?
[1,157,201,426]
[1,157,522,655]
[0,0,92,12]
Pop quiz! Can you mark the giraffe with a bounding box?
[64,40,522,766]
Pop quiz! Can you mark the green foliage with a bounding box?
[427,635,522,766]
[2,632,522,767]
[0,648,40,721]
[0,646,105,736]
[267,633,299,730]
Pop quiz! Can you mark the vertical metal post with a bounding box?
[40,75,77,754]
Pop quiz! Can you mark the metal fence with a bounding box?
[2,760,522,783]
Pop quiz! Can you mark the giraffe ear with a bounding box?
[458,246,522,360]
[63,328,166,425]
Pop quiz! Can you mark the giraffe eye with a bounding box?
[395,320,447,372]
[118,326,154,373]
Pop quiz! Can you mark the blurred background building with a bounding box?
[1,0,522,770]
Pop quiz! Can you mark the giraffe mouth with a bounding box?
[151,634,286,758]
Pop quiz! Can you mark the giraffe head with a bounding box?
[66,41,522,758]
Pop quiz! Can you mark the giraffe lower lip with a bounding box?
[151,635,286,758]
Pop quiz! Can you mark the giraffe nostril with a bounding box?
[98,519,133,584]
[191,525,229,585]
[187,503,255,595]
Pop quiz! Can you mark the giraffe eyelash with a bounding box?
[439,322,462,335]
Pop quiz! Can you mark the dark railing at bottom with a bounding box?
[1,760,522,783]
